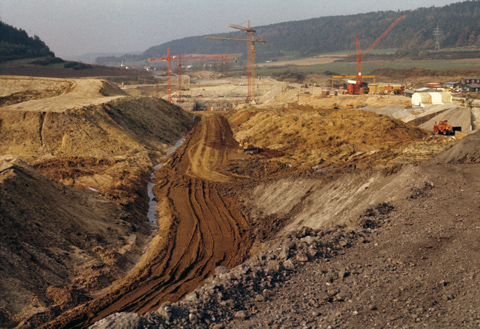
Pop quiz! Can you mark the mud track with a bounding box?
[41,114,252,329]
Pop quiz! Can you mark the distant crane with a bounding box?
[148,49,236,103]
[206,21,266,103]
[349,13,406,95]
[148,48,175,102]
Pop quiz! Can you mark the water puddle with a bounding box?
[146,136,186,232]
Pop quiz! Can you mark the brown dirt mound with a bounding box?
[0,157,144,327]
[0,76,75,106]
[228,105,433,169]
[0,96,194,162]
[0,77,196,327]
[429,129,480,164]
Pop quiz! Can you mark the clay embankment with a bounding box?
[0,156,143,327]
[38,114,252,328]
[0,76,196,328]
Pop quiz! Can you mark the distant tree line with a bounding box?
[272,69,306,83]
[97,0,480,65]
[0,20,54,62]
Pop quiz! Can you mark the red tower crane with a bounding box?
[148,49,236,103]
[349,13,406,95]
[206,21,266,103]
[148,48,175,102]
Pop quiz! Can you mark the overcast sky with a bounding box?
[0,0,464,59]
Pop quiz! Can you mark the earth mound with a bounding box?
[228,105,440,170]
[0,77,195,328]
[0,156,141,326]
[0,76,127,107]
[429,129,480,164]
[88,109,480,328]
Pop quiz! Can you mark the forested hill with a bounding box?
[0,21,54,62]
[97,0,480,64]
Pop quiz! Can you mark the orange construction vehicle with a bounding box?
[433,120,462,135]
[239,138,261,155]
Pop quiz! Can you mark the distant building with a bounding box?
[412,92,452,107]
[460,78,480,85]
[443,81,459,89]
[459,78,480,92]
[368,83,404,94]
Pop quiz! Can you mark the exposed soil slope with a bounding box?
[36,114,253,328]
[0,77,195,328]
[0,156,143,327]
[91,122,480,329]
[0,76,195,214]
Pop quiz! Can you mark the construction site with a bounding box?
[2,14,480,329]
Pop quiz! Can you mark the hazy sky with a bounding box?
[0,0,464,59]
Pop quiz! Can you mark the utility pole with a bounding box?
[433,26,443,50]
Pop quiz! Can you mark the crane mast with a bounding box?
[349,13,406,95]
[148,49,235,103]
[206,21,266,103]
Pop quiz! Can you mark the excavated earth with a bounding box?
[2,74,480,329]
[0,76,196,328]
[92,113,480,329]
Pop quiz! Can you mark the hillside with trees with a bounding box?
[97,1,480,64]
[0,21,54,62]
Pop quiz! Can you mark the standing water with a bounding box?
[147,136,186,231]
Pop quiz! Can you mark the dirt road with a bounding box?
[39,114,252,329]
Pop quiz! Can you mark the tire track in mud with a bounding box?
[41,113,252,329]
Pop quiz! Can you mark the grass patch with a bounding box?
[256,58,480,77]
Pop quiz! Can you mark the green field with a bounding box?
[256,58,480,77]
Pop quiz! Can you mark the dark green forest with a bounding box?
[97,0,480,64]
[0,21,54,62]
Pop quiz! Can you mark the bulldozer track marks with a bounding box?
[46,113,252,329]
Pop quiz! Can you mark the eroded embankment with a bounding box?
[38,114,253,328]
[0,80,196,328]
[0,157,143,327]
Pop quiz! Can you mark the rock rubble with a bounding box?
[91,204,387,329]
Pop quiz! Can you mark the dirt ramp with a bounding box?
[430,129,480,164]
[0,77,127,108]
[419,107,472,133]
[40,114,253,329]
[0,156,144,328]
[243,165,422,240]
[98,80,128,97]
